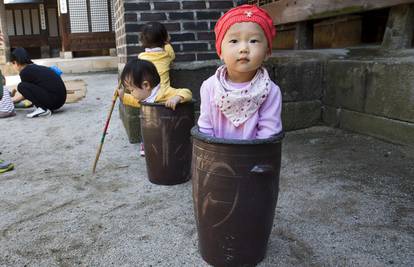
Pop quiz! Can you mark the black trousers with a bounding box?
[18,82,66,111]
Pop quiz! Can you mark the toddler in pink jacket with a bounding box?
[197,4,282,140]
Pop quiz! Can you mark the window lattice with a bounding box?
[14,10,23,35]
[48,8,59,37]
[31,9,40,34]
[90,0,109,32]
[67,0,114,33]
[111,0,115,31]
[23,9,32,35]
[68,0,89,33]
[6,10,15,36]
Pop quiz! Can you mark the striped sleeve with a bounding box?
[0,89,15,113]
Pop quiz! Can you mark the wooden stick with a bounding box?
[92,84,120,173]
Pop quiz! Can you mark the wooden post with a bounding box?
[294,21,313,49]
[382,4,414,49]
[57,0,71,57]
[0,0,10,63]
[39,3,50,58]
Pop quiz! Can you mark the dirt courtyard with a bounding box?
[0,72,413,266]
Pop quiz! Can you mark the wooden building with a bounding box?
[4,0,116,59]
[248,0,414,50]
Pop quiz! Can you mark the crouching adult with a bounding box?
[11,48,66,118]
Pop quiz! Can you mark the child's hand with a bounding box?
[130,88,141,100]
[166,34,171,44]
[10,87,17,96]
[165,96,183,110]
[117,87,124,102]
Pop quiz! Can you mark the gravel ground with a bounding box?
[0,72,413,266]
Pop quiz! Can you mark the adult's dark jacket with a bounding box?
[19,64,66,110]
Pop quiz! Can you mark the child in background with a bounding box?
[139,22,177,90]
[0,69,15,118]
[0,33,15,173]
[197,4,282,140]
[118,59,192,156]
[120,22,192,156]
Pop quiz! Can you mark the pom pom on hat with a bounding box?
[214,4,276,56]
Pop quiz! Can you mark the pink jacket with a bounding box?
[198,75,282,140]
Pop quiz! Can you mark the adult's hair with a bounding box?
[10,47,33,65]
[140,22,168,48]
[121,59,161,89]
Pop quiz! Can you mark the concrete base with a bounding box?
[109,48,117,57]
[60,51,73,59]
[323,106,414,146]
[34,56,117,74]
[1,56,118,75]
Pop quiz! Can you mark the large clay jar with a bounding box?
[118,101,141,144]
[140,101,195,185]
[191,127,284,266]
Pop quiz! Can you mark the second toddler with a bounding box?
[118,59,192,156]
[0,70,15,118]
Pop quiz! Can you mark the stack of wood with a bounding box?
[64,79,87,104]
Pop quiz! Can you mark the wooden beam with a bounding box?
[382,4,414,49]
[294,21,313,49]
[261,0,414,25]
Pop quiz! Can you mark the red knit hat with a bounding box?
[214,4,276,56]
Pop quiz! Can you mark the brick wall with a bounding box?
[114,0,246,65]
[114,0,127,65]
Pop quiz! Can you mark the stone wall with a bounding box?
[323,49,414,145]
[170,54,326,132]
[170,48,414,145]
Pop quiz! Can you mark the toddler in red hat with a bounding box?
[197,4,282,139]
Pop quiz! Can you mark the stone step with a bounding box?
[0,56,117,76]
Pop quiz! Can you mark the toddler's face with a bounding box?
[220,22,269,82]
[124,76,152,101]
